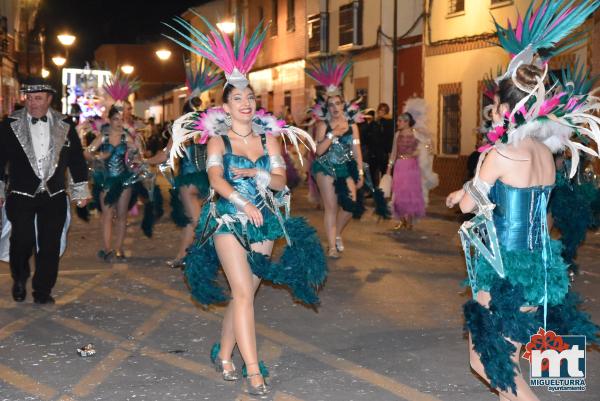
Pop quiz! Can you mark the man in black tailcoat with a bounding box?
[0,77,90,304]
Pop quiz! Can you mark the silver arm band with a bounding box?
[269,155,286,170]
[325,132,334,140]
[87,145,98,153]
[352,138,361,145]
[463,177,493,215]
[206,154,224,170]
[228,191,250,212]
[255,169,272,189]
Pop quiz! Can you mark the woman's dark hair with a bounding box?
[497,64,544,111]
[401,112,416,127]
[377,103,390,114]
[182,96,202,113]
[222,83,255,103]
[108,105,121,120]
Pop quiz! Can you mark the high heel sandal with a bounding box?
[210,343,239,381]
[166,257,185,269]
[115,249,127,262]
[335,236,345,252]
[327,247,340,259]
[97,249,114,262]
[246,372,270,396]
[243,361,270,396]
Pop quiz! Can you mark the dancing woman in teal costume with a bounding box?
[86,106,144,261]
[149,59,222,268]
[165,14,327,396]
[305,57,389,259]
[447,2,599,399]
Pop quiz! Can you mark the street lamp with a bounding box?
[155,49,172,123]
[57,33,76,62]
[52,56,66,67]
[216,21,236,34]
[57,34,76,46]
[155,49,172,61]
[121,64,134,75]
[41,68,50,78]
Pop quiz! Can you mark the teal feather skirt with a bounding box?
[464,242,598,394]
[183,203,328,306]
[312,159,390,219]
[170,171,210,227]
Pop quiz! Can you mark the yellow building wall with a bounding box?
[424,46,509,155]
[344,55,381,109]
[429,0,532,42]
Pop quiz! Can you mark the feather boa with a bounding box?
[169,108,316,168]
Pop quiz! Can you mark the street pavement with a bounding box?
[1,184,599,401]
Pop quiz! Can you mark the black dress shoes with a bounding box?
[33,294,55,305]
[12,282,26,302]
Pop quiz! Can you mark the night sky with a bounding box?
[35,0,208,68]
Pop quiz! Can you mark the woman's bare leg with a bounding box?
[335,176,356,238]
[315,173,338,250]
[215,235,273,386]
[177,185,202,259]
[468,291,540,401]
[100,192,114,252]
[114,188,132,252]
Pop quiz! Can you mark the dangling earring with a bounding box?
[224,113,232,127]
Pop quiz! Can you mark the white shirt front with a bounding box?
[28,111,52,179]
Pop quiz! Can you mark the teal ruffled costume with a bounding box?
[184,134,328,306]
[311,124,389,219]
[90,130,161,237]
[463,181,598,394]
[549,165,600,274]
[170,142,210,227]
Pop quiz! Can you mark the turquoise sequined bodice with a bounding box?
[319,125,354,165]
[218,135,271,212]
[180,143,207,175]
[490,181,554,251]
[99,132,128,177]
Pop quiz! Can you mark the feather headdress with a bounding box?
[164,11,269,89]
[169,108,316,168]
[185,58,223,99]
[482,0,600,177]
[103,69,140,104]
[403,98,429,132]
[305,56,353,97]
[493,0,599,81]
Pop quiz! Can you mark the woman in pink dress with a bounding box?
[386,113,425,229]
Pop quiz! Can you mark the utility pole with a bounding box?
[392,0,398,133]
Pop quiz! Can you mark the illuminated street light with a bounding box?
[121,64,134,74]
[156,49,172,124]
[57,34,76,46]
[52,56,66,66]
[216,21,236,34]
[155,49,172,61]
[41,68,50,78]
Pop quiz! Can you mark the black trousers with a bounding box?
[367,156,388,188]
[5,192,67,297]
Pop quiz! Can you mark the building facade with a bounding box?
[0,0,42,117]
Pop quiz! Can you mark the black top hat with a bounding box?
[20,77,56,94]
